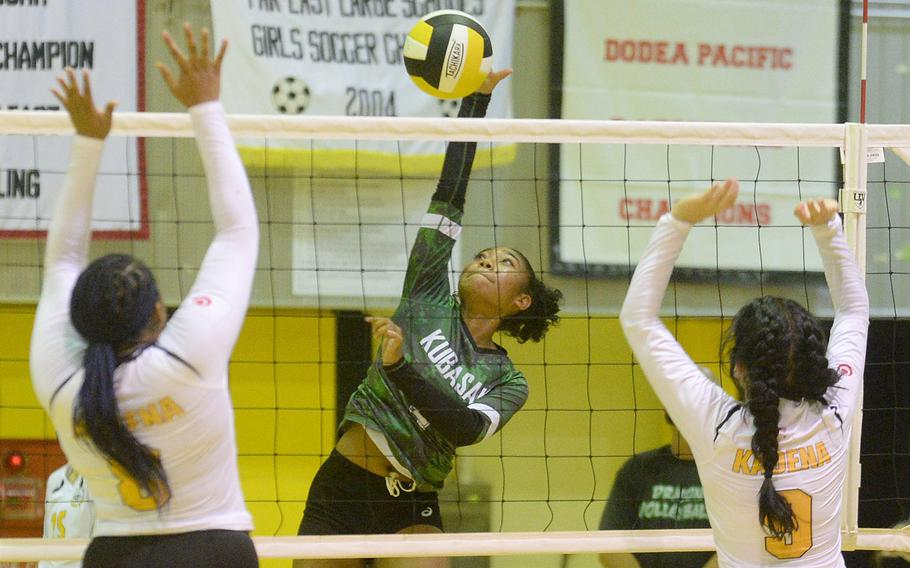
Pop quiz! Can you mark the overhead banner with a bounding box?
[213,1,515,305]
[555,0,841,275]
[0,0,145,239]
[211,0,516,174]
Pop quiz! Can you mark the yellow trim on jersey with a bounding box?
[238,144,517,176]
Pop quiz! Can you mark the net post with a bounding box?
[839,122,868,550]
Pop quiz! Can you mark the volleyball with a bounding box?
[403,10,493,99]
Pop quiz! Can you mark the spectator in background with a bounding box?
[599,368,720,568]
[41,463,95,568]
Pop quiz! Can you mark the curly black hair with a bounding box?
[497,250,562,343]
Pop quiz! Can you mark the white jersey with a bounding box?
[621,214,868,567]
[40,465,95,568]
[30,102,258,536]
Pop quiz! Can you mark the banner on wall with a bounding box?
[212,0,516,173]
[0,0,145,239]
[555,0,841,275]
[212,1,516,305]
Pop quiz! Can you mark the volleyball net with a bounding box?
[0,112,908,565]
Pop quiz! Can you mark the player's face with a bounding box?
[732,360,748,399]
[458,247,532,316]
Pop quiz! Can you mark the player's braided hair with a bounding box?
[497,250,562,343]
[70,253,170,507]
[724,296,840,538]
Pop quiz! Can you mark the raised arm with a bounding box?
[31,70,116,400]
[619,180,740,458]
[401,70,512,301]
[44,69,116,277]
[797,199,869,420]
[153,24,259,380]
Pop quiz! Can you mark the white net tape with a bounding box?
[5,109,910,146]
[1,529,908,562]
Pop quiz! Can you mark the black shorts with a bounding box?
[83,529,258,568]
[298,449,443,535]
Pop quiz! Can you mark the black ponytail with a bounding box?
[725,296,841,538]
[498,250,562,343]
[70,254,169,507]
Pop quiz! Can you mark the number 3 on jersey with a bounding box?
[764,489,813,559]
[109,451,169,511]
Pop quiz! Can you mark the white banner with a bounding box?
[212,0,515,174]
[291,176,461,308]
[558,0,840,274]
[0,0,144,239]
[212,1,514,305]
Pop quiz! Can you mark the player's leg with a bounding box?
[374,487,449,568]
[374,524,450,568]
[83,530,258,567]
[295,450,384,568]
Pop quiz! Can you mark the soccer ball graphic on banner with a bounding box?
[438,98,461,117]
[271,76,310,114]
[403,10,492,99]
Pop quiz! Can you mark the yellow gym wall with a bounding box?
[0,303,732,568]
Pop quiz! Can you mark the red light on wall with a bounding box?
[4,451,26,474]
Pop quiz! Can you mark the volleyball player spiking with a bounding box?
[619,180,869,566]
[30,23,260,568]
[295,71,562,568]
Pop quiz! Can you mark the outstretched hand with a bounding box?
[51,68,117,140]
[794,197,839,226]
[156,22,226,108]
[671,178,740,225]
[365,317,404,367]
[476,68,512,96]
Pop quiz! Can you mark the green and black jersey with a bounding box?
[341,94,528,492]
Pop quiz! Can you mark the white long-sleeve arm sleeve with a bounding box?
[157,101,259,381]
[30,136,104,402]
[619,214,736,459]
[812,216,869,421]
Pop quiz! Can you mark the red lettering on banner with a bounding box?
[604,39,792,70]
[716,203,773,225]
[620,198,772,225]
[605,39,688,65]
[697,43,793,70]
[619,198,671,222]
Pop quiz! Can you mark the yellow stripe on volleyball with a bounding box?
[411,75,438,97]
[409,20,434,49]
[403,20,433,60]
[464,27,491,92]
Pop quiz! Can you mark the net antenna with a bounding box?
[840,0,869,548]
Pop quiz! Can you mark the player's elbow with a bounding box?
[619,302,646,335]
[220,220,259,248]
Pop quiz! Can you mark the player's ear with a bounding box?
[512,292,531,312]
